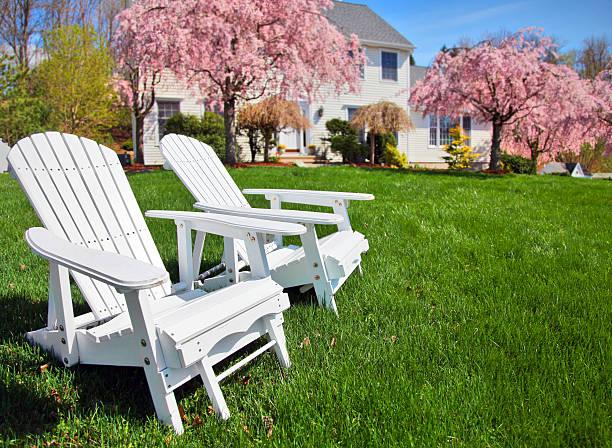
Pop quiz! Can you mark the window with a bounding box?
[381,51,398,81]
[429,115,471,147]
[157,100,180,136]
[347,106,366,144]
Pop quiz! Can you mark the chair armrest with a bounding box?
[242,188,375,207]
[193,202,344,225]
[145,210,306,238]
[25,227,169,292]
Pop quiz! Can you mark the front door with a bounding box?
[277,102,311,154]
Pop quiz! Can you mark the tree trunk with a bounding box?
[224,98,237,164]
[249,132,257,162]
[489,120,503,170]
[370,134,376,165]
[263,131,271,163]
[530,145,540,167]
[134,114,145,165]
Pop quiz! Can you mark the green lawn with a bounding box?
[0,167,610,447]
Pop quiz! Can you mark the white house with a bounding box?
[141,1,492,168]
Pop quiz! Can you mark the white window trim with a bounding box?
[156,99,182,143]
[428,115,471,148]
[345,105,361,122]
[380,50,399,82]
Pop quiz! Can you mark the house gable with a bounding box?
[324,1,415,51]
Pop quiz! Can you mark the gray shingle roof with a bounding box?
[410,66,427,87]
[324,1,414,51]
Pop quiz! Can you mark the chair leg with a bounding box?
[311,283,338,315]
[358,263,363,276]
[144,368,184,434]
[198,361,230,420]
[264,316,291,369]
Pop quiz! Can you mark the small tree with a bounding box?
[36,25,117,139]
[237,97,310,162]
[443,126,478,169]
[350,101,414,164]
[324,118,366,163]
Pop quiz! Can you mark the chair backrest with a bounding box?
[160,134,250,208]
[9,132,171,321]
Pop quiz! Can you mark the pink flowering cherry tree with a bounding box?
[410,28,580,170]
[113,9,162,165]
[114,0,365,163]
[501,67,599,165]
[591,59,612,149]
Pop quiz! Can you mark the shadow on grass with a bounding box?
[285,286,319,309]
[354,165,509,180]
[0,284,308,438]
[0,374,63,436]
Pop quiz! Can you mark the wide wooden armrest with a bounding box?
[25,227,169,291]
[145,210,306,238]
[242,188,375,206]
[193,202,344,225]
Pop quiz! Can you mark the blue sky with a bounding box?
[353,0,611,65]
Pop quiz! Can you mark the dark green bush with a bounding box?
[164,112,225,159]
[325,118,358,138]
[500,153,536,174]
[366,132,396,164]
[330,135,368,163]
[325,118,367,162]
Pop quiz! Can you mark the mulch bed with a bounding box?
[123,163,163,172]
[230,162,298,168]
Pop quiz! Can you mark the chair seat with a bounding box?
[156,277,284,344]
[266,231,369,286]
[157,278,288,368]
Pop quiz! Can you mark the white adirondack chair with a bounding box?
[8,132,307,434]
[160,134,375,314]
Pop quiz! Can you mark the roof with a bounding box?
[410,66,427,87]
[538,162,592,178]
[324,1,415,51]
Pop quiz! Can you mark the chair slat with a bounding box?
[10,132,172,317]
[162,134,248,207]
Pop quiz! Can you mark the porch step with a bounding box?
[279,155,317,163]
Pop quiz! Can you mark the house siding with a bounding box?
[142,70,205,165]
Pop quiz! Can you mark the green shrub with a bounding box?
[164,112,225,159]
[383,142,408,168]
[325,118,366,162]
[366,132,396,164]
[121,139,133,151]
[500,152,537,174]
[325,118,358,138]
[330,135,368,163]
